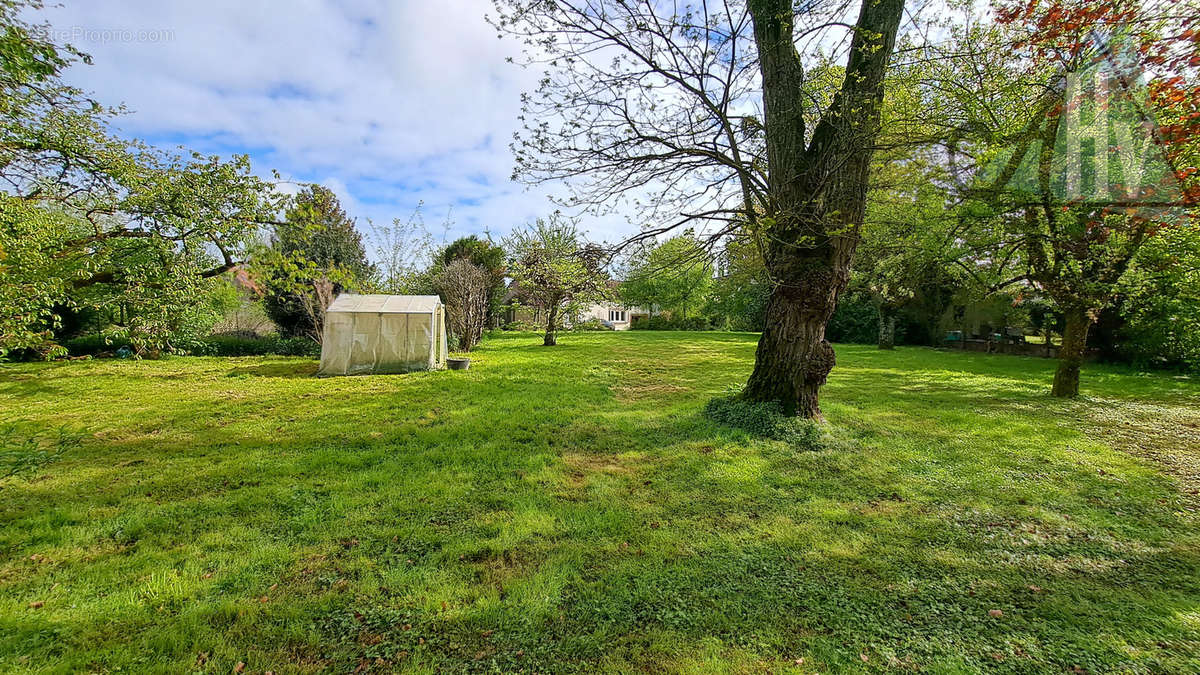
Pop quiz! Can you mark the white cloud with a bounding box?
[38,0,642,248]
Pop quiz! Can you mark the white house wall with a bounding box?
[573,303,650,330]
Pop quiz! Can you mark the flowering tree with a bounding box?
[505,216,610,346]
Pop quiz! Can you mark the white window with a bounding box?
[608,310,627,322]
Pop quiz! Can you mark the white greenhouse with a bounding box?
[317,294,448,376]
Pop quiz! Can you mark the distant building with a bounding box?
[571,300,651,330]
[502,280,651,330]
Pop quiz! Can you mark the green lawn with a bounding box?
[2,331,1199,673]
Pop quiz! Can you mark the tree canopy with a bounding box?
[620,236,713,319]
[260,185,372,340]
[0,1,281,356]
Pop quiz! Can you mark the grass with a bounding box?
[1,330,1198,673]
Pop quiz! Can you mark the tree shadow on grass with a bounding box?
[295,401,1200,672]
[226,361,319,378]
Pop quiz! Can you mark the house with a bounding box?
[571,300,650,330]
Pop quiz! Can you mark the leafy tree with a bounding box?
[505,215,610,346]
[705,235,771,332]
[955,0,1200,396]
[620,236,713,319]
[856,157,963,349]
[1112,223,1200,370]
[261,185,372,340]
[437,235,505,272]
[0,1,281,356]
[493,0,906,417]
[825,293,882,344]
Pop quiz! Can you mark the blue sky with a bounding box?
[39,0,636,250]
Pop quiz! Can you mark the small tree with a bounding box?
[365,205,450,295]
[435,235,507,335]
[434,258,491,352]
[506,216,610,346]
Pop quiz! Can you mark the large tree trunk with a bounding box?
[543,304,559,346]
[744,277,843,418]
[1051,309,1092,398]
[877,305,897,350]
[743,0,904,419]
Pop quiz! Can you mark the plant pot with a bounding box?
[447,358,471,371]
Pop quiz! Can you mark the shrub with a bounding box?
[632,315,712,331]
[572,319,613,331]
[61,334,133,357]
[194,335,320,357]
[826,295,878,344]
[274,337,321,357]
[703,394,822,449]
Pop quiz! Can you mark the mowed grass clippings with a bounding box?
[1,331,1198,673]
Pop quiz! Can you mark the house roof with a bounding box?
[325,294,442,314]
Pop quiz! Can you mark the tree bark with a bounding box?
[744,281,840,417]
[878,305,897,350]
[742,0,905,419]
[1051,309,1092,397]
[544,304,559,346]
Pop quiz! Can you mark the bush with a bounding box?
[61,334,133,357]
[194,334,320,357]
[826,296,878,344]
[273,337,321,357]
[632,315,712,331]
[572,319,613,331]
[62,332,322,359]
[501,320,542,332]
[703,394,822,449]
